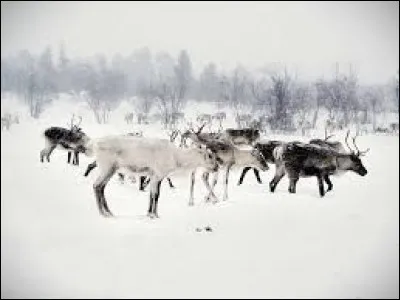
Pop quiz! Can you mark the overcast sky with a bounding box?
[1,1,399,84]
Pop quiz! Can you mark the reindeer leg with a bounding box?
[40,149,47,163]
[167,177,175,189]
[237,166,252,185]
[140,176,150,191]
[205,171,219,203]
[148,188,154,217]
[189,171,196,206]
[84,161,97,177]
[270,164,285,192]
[317,174,325,197]
[253,168,263,184]
[74,151,79,166]
[324,175,333,192]
[93,165,117,217]
[202,172,218,203]
[46,145,57,162]
[67,151,72,164]
[150,179,162,218]
[222,163,233,201]
[288,177,299,194]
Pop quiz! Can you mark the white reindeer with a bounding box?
[185,131,269,206]
[84,135,221,218]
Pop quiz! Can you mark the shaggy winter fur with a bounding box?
[186,133,269,205]
[40,126,89,164]
[270,141,368,197]
[84,135,220,218]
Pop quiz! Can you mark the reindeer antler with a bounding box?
[352,133,370,156]
[169,129,180,142]
[69,114,75,129]
[76,115,82,127]
[324,124,334,141]
[344,129,353,153]
[196,122,207,134]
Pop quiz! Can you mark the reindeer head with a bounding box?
[344,130,369,176]
[251,146,269,171]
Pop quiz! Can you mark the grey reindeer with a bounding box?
[182,127,268,205]
[269,131,369,197]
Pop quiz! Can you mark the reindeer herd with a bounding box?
[39,112,371,219]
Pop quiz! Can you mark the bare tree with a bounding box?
[268,67,292,130]
[220,66,250,128]
[361,86,384,131]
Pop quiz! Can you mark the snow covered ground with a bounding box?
[1,98,399,298]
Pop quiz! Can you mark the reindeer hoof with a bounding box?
[147,212,157,219]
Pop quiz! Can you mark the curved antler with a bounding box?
[352,133,370,156]
[196,122,207,134]
[76,116,82,127]
[69,114,75,129]
[344,129,353,153]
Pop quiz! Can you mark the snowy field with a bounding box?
[1,98,399,298]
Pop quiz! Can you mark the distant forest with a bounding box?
[1,44,398,132]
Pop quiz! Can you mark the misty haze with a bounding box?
[1,1,399,299]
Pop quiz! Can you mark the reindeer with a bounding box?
[125,112,134,124]
[269,132,369,197]
[84,136,221,218]
[220,128,260,146]
[299,120,313,137]
[180,123,222,148]
[389,123,399,135]
[84,132,176,191]
[184,125,263,188]
[212,112,226,131]
[40,114,89,165]
[325,119,343,134]
[184,129,269,205]
[375,127,390,134]
[125,113,134,124]
[235,114,252,128]
[196,113,212,124]
[212,112,226,122]
[1,114,12,131]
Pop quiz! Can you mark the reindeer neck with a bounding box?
[335,154,353,171]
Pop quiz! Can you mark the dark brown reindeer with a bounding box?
[40,115,89,165]
[66,115,84,165]
[306,129,348,191]
[269,132,369,197]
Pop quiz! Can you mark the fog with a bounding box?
[1,1,399,84]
